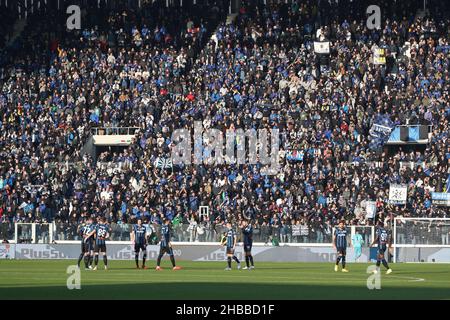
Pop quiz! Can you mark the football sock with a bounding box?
[342,256,346,268]
[103,255,108,266]
[336,256,341,265]
[77,253,84,267]
[227,257,232,268]
[382,259,389,269]
[245,256,250,268]
[170,255,176,267]
[94,255,99,266]
[135,253,139,267]
[249,255,254,266]
[233,256,240,264]
[157,253,163,267]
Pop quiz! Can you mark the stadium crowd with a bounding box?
[0,0,449,243]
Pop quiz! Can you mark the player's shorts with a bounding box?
[159,245,174,256]
[378,245,387,255]
[244,243,252,253]
[94,243,107,253]
[354,247,362,258]
[226,247,235,255]
[134,243,147,253]
[336,247,346,255]
[84,241,94,252]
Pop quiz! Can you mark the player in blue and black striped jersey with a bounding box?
[76,220,87,268]
[240,220,254,270]
[93,217,109,270]
[332,220,349,272]
[82,217,96,270]
[221,222,241,271]
[156,218,181,270]
[131,218,148,269]
[370,222,393,274]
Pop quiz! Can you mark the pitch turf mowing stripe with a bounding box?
[0,260,449,299]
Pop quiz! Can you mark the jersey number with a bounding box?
[98,229,107,238]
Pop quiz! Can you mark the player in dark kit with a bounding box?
[82,217,96,270]
[156,218,181,270]
[332,220,349,272]
[221,222,241,271]
[370,222,393,274]
[156,219,181,271]
[92,217,109,270]
[131,218,148,269]
[240,220,254,270]
[76,220,87,269]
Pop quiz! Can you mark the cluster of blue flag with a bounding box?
[369,114,396,152]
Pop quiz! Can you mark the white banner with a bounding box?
[366,201,377,218]
[154,157,173,169]
[369,123,393,138]
[373,48,386,65]
[389,184,408,204]
[314,41,330,54]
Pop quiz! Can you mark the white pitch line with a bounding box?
[387,275,425,282]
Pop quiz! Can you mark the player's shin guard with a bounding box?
[341,256,346,268]
[249,255,254,266]
[336,256,341,265]
[157,253,163,267]
[103,255,108,266]
[170,255,176,267]
[94,255,99,266]
[381,259,389,269]
[245,256,250,268]
[232,256,240,264]
[135,253,139,267]
[227,257,232,268]
[142,252,147,267]
[77,253,84,267]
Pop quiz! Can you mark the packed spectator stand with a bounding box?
[0,0,449,244]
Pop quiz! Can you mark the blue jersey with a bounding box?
[95,224,108,245]
[133,225,147,245]
[242,225,253,245]
[334,228,347,248]
[376,228,390,247]
[84,224,95,243]
[226,229,236,248]
[160,224,171,247]
[79,224,86,243]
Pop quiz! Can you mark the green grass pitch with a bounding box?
[0,260,449,299]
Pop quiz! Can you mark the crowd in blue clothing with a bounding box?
[0,0,449,243]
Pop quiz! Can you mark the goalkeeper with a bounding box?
[351,230,364,262]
